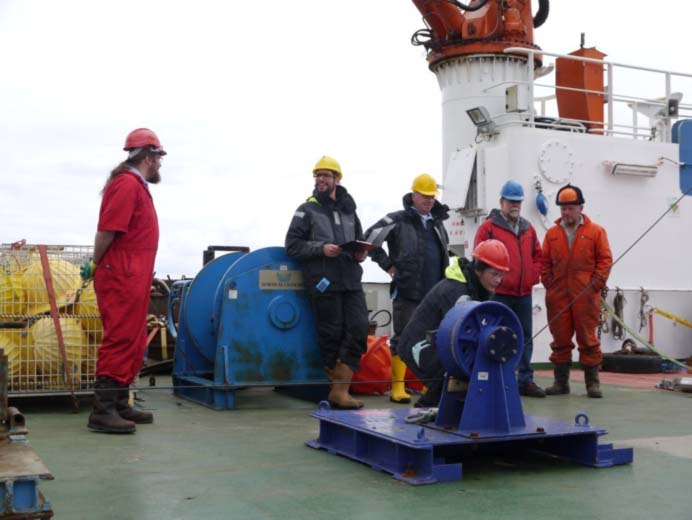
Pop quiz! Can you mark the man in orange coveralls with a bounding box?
[541,184,612,398]
[87,128,165,433]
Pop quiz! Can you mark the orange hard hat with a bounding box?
[123,128,167,155]
[472,239,510,272]
[556,184,584,206]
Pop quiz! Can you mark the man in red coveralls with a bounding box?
[541,184,612,398]
[87,128,164,433]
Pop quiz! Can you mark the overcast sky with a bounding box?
[1,1,689,282]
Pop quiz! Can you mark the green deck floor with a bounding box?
[11,375,692,520]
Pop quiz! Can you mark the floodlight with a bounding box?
[466,106,496,135]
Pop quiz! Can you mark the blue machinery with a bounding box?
[0,349,53,518]
[307,301,634,485]
[170,247,325,409]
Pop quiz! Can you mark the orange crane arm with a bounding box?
[412,0,549,67]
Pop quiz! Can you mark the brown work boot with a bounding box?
[88,378,136,433]
[583,365,603,398]
[327,361,364,410]
[519,382,546,398]
[545,364,571,395]
[324,366,334,382]
[116,387,154,424]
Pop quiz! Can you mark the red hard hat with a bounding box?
[123,128,167,155]
[472,239,510,272]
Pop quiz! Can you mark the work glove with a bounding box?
[80,259,97,281]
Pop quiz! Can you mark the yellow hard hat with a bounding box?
[313,155,342,180]
[411,173,438,196]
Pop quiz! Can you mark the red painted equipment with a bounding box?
[411,0,549,67]
[556,46,607,133]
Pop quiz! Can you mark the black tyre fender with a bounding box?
[602,353,663,374]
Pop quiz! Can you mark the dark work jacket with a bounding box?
[285,185,364,292]
[398,257,492,380]
[365,193,450,301]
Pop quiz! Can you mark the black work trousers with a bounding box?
[310,290,369,371]
[390,297,420,355]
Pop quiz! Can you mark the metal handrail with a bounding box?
[501,47,692,141]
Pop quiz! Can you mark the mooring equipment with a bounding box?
[307,301,633,484]
[170,247,324,409]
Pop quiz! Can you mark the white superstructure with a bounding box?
[438,48,692,361]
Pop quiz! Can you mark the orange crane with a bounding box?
[411,0,549,67]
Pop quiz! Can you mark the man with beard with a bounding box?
[541,184,612,398]
[365,173,449,404]
[85,128,165,433]
[474,180,544,397]
[285,155,369,409]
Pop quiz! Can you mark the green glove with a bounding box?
[80,259,97,281]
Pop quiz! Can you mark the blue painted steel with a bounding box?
[0,350,53,516]
[0,479,51,515]
[307,301,633,484]
[187,252,245,362]
[307,407,634,485]
[172,247,323,409]
[673,119,692,194]
[435,301,525,435]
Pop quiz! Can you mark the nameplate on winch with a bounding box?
[258,269,304,290]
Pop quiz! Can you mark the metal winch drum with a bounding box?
[307,300,634,485]
[170,247,324,409]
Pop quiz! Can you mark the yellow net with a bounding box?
[21,256,81,315]
[0,328,32,380]
[0,271,25,317]
[31,316,86,387]
[75,281,102,343]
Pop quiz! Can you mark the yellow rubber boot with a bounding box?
[390,355,411,404]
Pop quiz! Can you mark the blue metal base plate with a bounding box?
[173,375,239,410]
[306,407,633,485]
[173,375,331,410]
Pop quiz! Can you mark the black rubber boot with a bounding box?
[545,364,571,395]
[88,378,136,433]
[414,378,444,408]
[116,387,154,424]
[583,365,603,398]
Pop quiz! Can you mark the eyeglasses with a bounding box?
[314,172,334,179]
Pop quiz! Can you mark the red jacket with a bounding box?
[540,213,612,295]
[474,209,541,297]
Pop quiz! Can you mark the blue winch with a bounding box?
[307,301,633,484]
[169,247,324,409]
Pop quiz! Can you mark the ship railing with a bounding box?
[495,47,692,142]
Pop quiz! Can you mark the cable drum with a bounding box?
[436,301,524,380]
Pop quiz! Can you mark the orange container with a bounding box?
[351,336,391,395]
[405,367,425,392]
[556,46,607,133]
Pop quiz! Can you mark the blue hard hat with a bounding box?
[500,180,524,201]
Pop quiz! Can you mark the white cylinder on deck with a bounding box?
[432,55,530,176]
